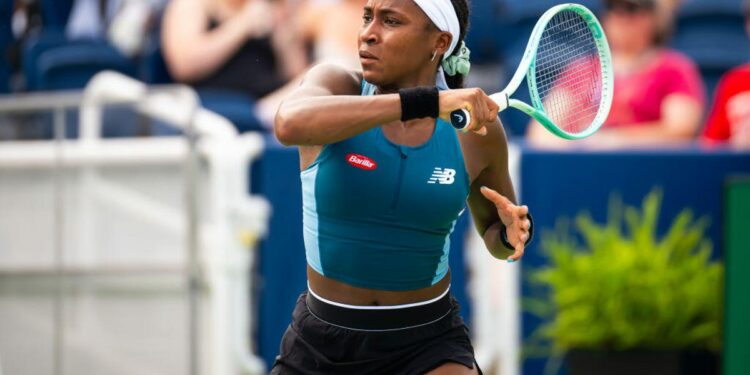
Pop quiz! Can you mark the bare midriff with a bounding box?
[307,265,452,306]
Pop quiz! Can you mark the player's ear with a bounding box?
[434,31,452,57]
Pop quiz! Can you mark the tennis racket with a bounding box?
[448,3,613,139]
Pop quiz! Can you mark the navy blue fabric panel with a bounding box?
[140,36,174,84]
[678,0,743,15]
[0,0,10,17]
[671,13,749,71]
[0,54,9,93]
[40,0,74,30]
[0,0,11,93]
[252,138,474,369]
[23,31,69,90]
[36,42,137,90]
[197,89,264,133]
[466,0,509,63]
[518,145,750,375]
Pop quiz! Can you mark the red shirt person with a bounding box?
[701,68,750,148]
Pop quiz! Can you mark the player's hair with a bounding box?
[444,0,470,89]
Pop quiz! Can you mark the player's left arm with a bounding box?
[465,119,532,262]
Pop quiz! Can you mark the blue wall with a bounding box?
[518,144,750,374]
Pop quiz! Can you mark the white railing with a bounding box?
[0,71,270,375]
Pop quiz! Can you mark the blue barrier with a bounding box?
[518,144,750,375]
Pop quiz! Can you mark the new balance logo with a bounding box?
[428,168,456,185]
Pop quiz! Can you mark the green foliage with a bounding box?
[526,189,723,354]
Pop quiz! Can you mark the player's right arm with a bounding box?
[275,64,496,147]
[274,64,400,146]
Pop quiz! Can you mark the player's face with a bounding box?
[358,0,439,88]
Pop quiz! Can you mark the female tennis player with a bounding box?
[271,0,532,373]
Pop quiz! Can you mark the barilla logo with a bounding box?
[346,153,377,170]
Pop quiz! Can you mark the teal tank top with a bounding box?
[301,81,470,291]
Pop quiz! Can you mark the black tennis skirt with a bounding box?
[269,289,482,375]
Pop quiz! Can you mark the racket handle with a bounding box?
[449,109,471,130]
[449,92,509,131]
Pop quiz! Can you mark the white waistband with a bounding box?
[306,283,451,310]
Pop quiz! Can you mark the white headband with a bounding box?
[413,0,460,59]
[412,0,460,89]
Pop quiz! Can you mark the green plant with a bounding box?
[525,189,723,355]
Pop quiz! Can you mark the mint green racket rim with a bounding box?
[509,99,582,140]
[523,3,614,140]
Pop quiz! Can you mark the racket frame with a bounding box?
[519,3,613,139]
[452,3,613,140]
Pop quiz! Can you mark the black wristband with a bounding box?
[399,86,439,121]
[500,212,534,249]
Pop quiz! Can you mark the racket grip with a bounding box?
[449,109,471,130]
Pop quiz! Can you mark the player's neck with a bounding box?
[381,118,436,147]
[376,69,439,94]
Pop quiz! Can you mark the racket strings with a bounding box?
[535,10,603,134]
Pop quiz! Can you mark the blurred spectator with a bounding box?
[66,0,166,56]
[161,0,306,129]
[528,0,705,148]
[295,0,364,70]
[10,1,43,39]
[66,0,120,41]
[8,0,43,89]
[701,0,750,148]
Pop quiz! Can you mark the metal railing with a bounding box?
[0,71,270,375]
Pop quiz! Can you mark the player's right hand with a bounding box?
[439,88,500,136]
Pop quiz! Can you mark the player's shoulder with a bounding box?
[302,63,362,96]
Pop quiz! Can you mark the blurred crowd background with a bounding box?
[1,1,749,375]
[0,0,749,147]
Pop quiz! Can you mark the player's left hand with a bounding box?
[480,186,531,262]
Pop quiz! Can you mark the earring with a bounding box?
[431,50,437,62]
